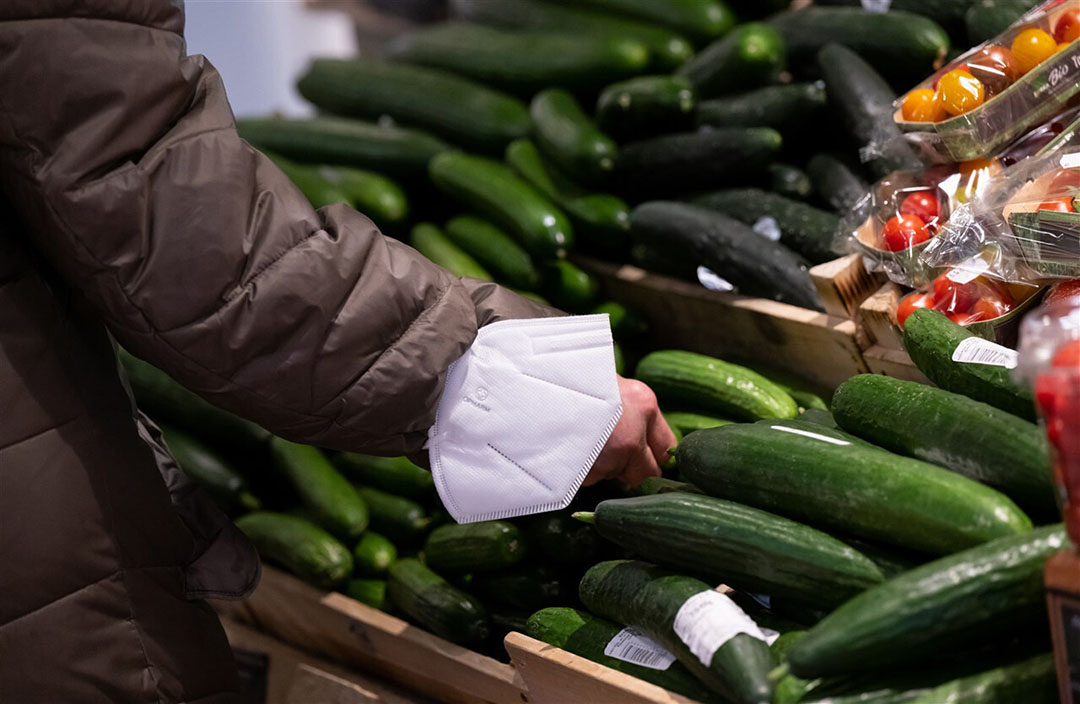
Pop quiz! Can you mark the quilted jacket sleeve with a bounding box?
[0,1,555,455]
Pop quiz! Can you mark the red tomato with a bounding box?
[973,296,1013,321]
[881,214,931,252]
[1054,340,1080,368]
[1050,168,1080,191]
[1055,8,1080,44]
[967,45,1018,97]
[896,291,935,329]
[947,311,985,325]
[1036,374,1060,417]
[899,191,941,224]
[1039,197,1075,213]
[1045,279,1080,306]
[933,273,980,313]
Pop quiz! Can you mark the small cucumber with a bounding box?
[268,154,350,208]
[663,411,732,435]
[423,521,526,574]
[796,408,837,428]
[332,454,435,499]
[696,83,826,137]
[807,153,869,214]
[768,163,814,202]
[471,565,566,612]
[315,165,409,229]
[357,487,431,544]
[236,512,353,588]
[910,653,1057,704]
[444,216,539,290]
[677,23,786,98]
[161,425,260,514]
[531,89,617,186]
[411,222,493,281]
[542,260,600,312]
[592,301,647,341]
[625,477,703,497]
[353,532,398,577]
[344,578,388,610]
[387,558,489,645]
[269,439,369,539]
[596,75,697,143]
[524,512,602,568]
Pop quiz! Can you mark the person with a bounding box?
[0,2,675,702]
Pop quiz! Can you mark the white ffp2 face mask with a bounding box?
[428,314,622,524]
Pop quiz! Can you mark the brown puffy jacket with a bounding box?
[0,2,551,701]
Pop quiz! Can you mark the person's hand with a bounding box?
[585,376,677,487]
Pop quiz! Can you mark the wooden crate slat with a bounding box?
[863,345,931,384]
[810,254,885,320]
[859,282,905,351]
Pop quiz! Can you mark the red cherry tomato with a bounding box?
[973,296,1014,321]
[899,191,941,225]
[1050,168,1080,191]
[933,273,980,313]
[1055,8,1080,44]
[1045,279,1080,306]
[1036,374,1060,417]
[896,291,935,329]
[1039,197,1075,213]
[1054,340,1080,368]
[967,45,1018,97]
[881,214,931,252]
[947,311,985,325]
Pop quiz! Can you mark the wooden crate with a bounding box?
[214,568,524,704]
[576,256,870,390]
[862,345,931,384]
[858,282,906,351]
[809,254,886,320]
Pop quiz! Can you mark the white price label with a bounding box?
[760,627,781,646]
[603,627,677,671]
[860,0,891,10]
[946,259,989,284]
[673,590,767,666]
[697,266,735,292]
[951,337,1019,369]
[752,216,782,242]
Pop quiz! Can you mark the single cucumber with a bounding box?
[796,408,837,428]
[410,222,493,281]
[788,525,1066,678]
[903,309,1036,421]
[754,418,873,448]
[769,163,814,202]
[314,165,409,228]
[542,260,600,312]
[816,43,922,179]
[269,439,369,539]
[625,477,703,497]
[161,425,260,514]
[353,532,398,577]
[770,8,949,88]
[579,560,774,703]
[807,153,869,214]
[838,537,925,578]
[235,512,353,587]
[387,558,489,645]
[525,607,719,703]
[504,139,628,253]
[471,565,565,612]
[450,0,693,71]
[637,350,798,422]
[444,216,539,290]
[592,301,647,341]
[965,0,1032,44]
[616,127,781,198]
[489,609,532,639]
[357,487,431,543]
[678,424,1033,556]
[831,375,1055,516]
[331,454,435,499]
[524,513,602,568]
[423,521,526,574]
[815,0,975,38]
[237,116,450,179]
[578,493,884,608]
[344,578,388,610]
[297,58,530,153]
[693,188,840,264]
[429,151,572,259]
[909,653,1057,704]
[268,154,350,208]
[629,202,822,310]
[388,22,651,95]
[696,83,826,138]
[596,75,697,143]
[777,385,830,412]
[531,89,617,186]
[663,411,733,435]
[554,0,735,44]
[677,23,786,98]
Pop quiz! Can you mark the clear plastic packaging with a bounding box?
[894,0,1080,163]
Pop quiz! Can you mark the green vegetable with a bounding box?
[353,532,398,577]
[411,222,492,281]
[268,154,350,208]
[769,163,814,202]
[525,512,602,568]
[677,23,786,98]
[331,453,434,499]
[807,153,869,214]
[423,521,527,574]
[965,0,1033,44]
[236,512,353,587]
[531,89,617,185]
[543,260,600,312]
[269,439,369,539]
[663,411,732,435]
[596,75,697,143]
[314,165,409,229]
[387,558,489,645]
[444,216,539,290]
[357,487,431,543]
[910,653,1057,704]
[613,342,626,376]
[696,83,826,138]
[624,477,704,497]
[344,578,388,610]
[161,425,259,514]
[796,408,837,428]
[556,0,735,44]
[472,565,566,612]
[592,301,647,341]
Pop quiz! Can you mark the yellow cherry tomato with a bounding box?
[901,88,946,122]
[937,69,986,116]
[1011,28,1058,74]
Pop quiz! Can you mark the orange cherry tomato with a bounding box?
[937,69,986,116]
[1054,8,1080,44]
[1045,279,1080,306]
[882,214,930,252]
[1053,340,1080,368]
[896,291,935,329]
[967,45,1017,97]
[899,191,941,225]
[901,88,946,122]
[1039,197,1075,213]
[973,296,1013,321]
[1012,28,1058,74]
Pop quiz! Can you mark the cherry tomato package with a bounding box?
[895,0,1080,163]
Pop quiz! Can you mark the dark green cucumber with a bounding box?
[613,342,626,376]
[831,375,1055,515]
[118,349,271,454]
[524,513,602,568]
[910,653,1057,704]
[387,558,489,645]
[592,301,647,341]
[557,0,734,44]
[838,537,925,578]
[625,477,703,497]
[816,44,923,179]
[542,260,600,312]
[504,139,628,253]
[236,512,353,587]
[596,75,697,143]
[411,222,492,280]
[525,607,719,703]
[814,0,975,38]
[754,418,873,448]
[778,385,829,412]
[429,151,572,259]
[807,153,869,214]
[471,565,565,611]
[796,408,837,428]
[629,202,822,310]
[788,525,1066,678]
[696,83,826,137]
[268,154,350,208]
[531,89,617,185]
[966,0,1032,44]
[663,411,732,435]
[579,560,774,703]
[269,439,369,539]
[616,128,782,198]
[357,487,431,544]
[636,350,799,421]
[444,216,539,290]
[331,454,435,499]
[344,578,388,610]
[237,116,450,179]
[423,521,526,574]
[314,165,409,228]
[903,309,1036,421]
[678,424,1033,556]
[296,58,530,153]
[769,163,814,202]
[578,493,884,608]
[388,22,651,95]
[161,425,259,514]
[770,8,949,87]
[677,23,786,98]
[693,188,840,264]
[450,0,693,71]
[353,532,398,577]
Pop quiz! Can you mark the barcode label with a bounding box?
[673,590,767,666]
[604,627,676,670]
[952,337,1019,369]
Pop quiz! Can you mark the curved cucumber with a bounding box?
[411,222,493,281]
[269,154,350,209]
[531,89,616,185]
[161,425,260,514]
[236,512,353,587]
[353,532,398,577]
[596,75,697,143]
[332,453,435,499]
[677,23,786,98]
[269,439,369,539]
[445,216,539,290]
[387,558,489,645]
[314,165,409,228]
[423,521,526,574]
